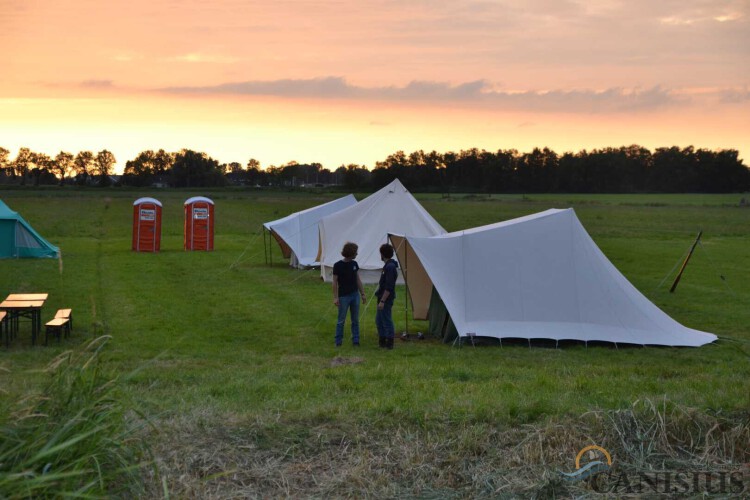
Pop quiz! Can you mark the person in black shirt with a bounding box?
[332,242,366,347]
[375,243,398,349]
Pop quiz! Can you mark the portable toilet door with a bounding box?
[184,196,214,251]
[132,197,162,252]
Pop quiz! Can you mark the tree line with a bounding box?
[1,145,747,193]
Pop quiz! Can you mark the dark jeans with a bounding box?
[335,291,360,345]
[375,300,395,339]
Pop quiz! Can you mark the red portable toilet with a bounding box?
[184,196,214,251]
[132,197,162,252]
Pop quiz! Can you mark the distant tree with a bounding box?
[0,147,9,182]
[123,149,173,186]
[95,150,116,186]
[74,151,95,185]
[224,161,244,185]
[372,150,407,188]
[694,148,750,193]
[170,149,225,187]
[124,150,157,187]
[153,149,173,176]
[244,158,264,185]
[342,164,370,190]
[54,151,75,186]
[650,146,696,192]
[30,152,55,186]
[12,147,33,185]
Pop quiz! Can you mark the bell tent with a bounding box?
[390,208,717,347]
[317,178,446,283]
[0,199,60,259]
[263,194,357,268]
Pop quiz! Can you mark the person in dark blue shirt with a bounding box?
[332,242,366,347]
[375,243,399,349]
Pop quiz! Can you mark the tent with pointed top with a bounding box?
[0,199,60,259]
[317,178,446,283]
[390,208,716,347]
[263,194,357,268]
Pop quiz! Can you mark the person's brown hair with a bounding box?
[379,243,394,259]
[341,242,358,258]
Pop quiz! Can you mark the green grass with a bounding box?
[0,337,150,498]
[0,189,749,496]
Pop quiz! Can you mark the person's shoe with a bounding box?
[353,341,360,347]
[335,343,342,348]
[386,338,394,350]
[378,337,386,348]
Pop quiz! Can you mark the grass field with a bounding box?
[1,188,749,497]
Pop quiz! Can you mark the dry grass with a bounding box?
[144,400,749,498]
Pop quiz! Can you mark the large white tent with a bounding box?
[317,179,446,283]
[391,208,717,347]
[263,194,357,268]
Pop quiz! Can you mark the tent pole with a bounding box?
[404,240,409,335]
[262,226,268,265]
[670,230,702,293]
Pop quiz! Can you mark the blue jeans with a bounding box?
[375,300,395,339]
[335,291,360,345]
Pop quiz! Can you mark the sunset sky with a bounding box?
[1,0,748,173]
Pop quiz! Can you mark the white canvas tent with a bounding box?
[317,179,446,283]
[391,208,717,347]
[263,194,357,268]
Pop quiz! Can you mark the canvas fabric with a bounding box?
[0,199,59,259]
[393,208,717,347]
[318,179,445,283]
[264,194,357,268]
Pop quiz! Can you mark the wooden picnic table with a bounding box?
[0,310,7,348]
[5,293,49,301]
[0,299,46,345]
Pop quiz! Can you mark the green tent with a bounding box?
[0,199,60,258]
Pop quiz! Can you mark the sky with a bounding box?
[1,0,748,173]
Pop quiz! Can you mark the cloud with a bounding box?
[159,77,680,113]
[720,87,750,103]
[80,79,115,88]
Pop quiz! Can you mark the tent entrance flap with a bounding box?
[428,286,458,343]
[270,230,293,259]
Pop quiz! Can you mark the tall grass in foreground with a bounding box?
[0,337,151,498]
[148,399,749,498]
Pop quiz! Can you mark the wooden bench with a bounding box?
[54,309,73,337]
[45,318,69,345]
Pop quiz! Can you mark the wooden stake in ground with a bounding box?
[670,231,702,293]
